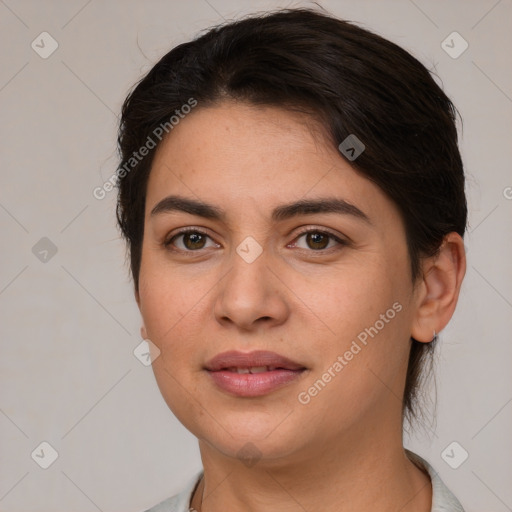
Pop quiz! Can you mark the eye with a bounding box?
[164,227,347,254]
[291,228,346,251]
[164,229,219,251]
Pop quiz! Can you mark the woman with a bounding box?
[116,8,467,512]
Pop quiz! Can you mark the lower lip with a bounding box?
[207,369,305,397]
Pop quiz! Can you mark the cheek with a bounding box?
[289,259,400,341]
[292,279,411,429]
[137,251,214,362]
[137,259,210,425]
[289,256,412,391]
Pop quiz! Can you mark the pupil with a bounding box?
[186,233,204,249]
[308,232,328,250]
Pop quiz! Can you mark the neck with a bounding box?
[192,417,432,512]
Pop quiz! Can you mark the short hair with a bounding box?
[116,7,467,423]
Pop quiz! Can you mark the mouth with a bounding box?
[220,365,295,374]
[204,350,307,397]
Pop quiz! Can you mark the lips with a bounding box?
[224,366,280,374]
[204,350,307,397]
[205,350,305,372]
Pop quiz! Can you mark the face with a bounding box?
[136,101,420,463]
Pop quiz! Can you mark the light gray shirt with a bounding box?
[143,450,465,512]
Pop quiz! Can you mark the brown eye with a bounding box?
[292,229,344,252]
[182,232,207,250]
[165,229,217,252]
[305,232,330,250]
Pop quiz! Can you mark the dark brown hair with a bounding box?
[116,7,467,423]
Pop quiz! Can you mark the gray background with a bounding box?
[0,0,511,511]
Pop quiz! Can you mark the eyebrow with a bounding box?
[150,195,371,224]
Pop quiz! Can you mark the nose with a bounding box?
[213,247,290,332]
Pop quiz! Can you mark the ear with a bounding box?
[134,287,148,339]
[411,232,466,343]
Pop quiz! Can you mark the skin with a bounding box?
[135,101,466,512]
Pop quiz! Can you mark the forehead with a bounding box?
[145,101,396,225]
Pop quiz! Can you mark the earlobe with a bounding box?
[134,288,147,339]
[411,232,466,343]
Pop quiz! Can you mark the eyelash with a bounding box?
[163,227,347,254]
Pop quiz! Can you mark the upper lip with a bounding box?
[204,350,306,371]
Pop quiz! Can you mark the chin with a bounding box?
[202,431,306,466]
[182,402,308,461]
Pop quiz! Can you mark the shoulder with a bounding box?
[142,471,203,512]
[406,450,465,512]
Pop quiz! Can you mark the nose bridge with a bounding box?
[214,239,288,329]
[226,239,273,304]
